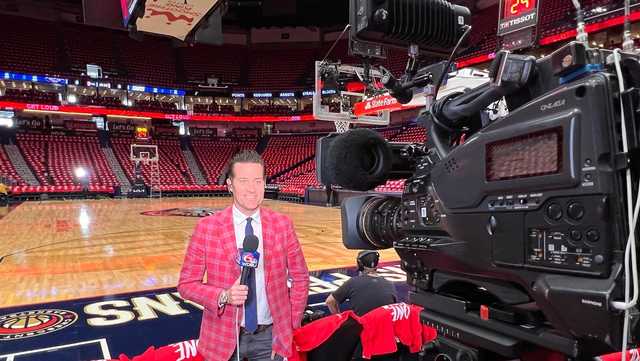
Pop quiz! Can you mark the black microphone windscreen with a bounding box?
[242,234,259,252]
[325,129,392,191]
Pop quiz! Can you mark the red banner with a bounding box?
[352,94,419,117]
[65,120,97,132]
[0,101,315,123]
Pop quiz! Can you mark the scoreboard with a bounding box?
[497,0,540,36]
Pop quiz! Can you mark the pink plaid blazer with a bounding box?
[177,206,310,361]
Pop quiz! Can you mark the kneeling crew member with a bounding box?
[325,251,397,316]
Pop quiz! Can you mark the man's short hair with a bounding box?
[227,150,265,178]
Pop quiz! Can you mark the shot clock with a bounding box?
[497,0,540,35]
[503,0,536,19]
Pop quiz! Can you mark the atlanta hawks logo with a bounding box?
[0,309,78,340]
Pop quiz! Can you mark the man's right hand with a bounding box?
[226,278,248,306]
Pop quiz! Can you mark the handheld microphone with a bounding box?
[238,234,260,286]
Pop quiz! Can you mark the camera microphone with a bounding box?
[316,128,422,191]
[317,129,392,191]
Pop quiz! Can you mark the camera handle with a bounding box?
[426,52,537,157]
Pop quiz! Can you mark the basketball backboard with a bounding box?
[130,144,158,163]
[313,61,390,132]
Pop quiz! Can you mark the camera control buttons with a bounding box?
[567,202,585,221]
[586,229,600,243]
[546,203,563,221]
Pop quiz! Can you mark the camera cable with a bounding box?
[610,48,639,361]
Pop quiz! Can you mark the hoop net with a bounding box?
[139,153,150,166]
[334,120,351,133]
[133,152,157,166]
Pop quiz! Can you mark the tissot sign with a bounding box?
[497,0,540,36]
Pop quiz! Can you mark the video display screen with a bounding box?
[486,128,562,181]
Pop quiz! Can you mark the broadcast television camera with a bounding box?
[316,0,640,360]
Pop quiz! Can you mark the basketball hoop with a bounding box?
[131,144,159,164]
[334,120,351,133]
[139,153,150,166]
[313,61,390,130]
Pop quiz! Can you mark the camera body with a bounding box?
[401,68,625,357]
[318,41,640,359]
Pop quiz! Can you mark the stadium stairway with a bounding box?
[97,129,111,148]
[216,164,229,185]
[256,134,270,154]
[182,147,207,186]
[102,146,131,194]
[4,143,39,186]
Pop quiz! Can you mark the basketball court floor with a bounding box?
[0,197,404,360]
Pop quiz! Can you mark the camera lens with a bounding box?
[358,196,404,248]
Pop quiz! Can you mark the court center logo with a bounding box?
[141,207,223,217]
[0,309,78,340]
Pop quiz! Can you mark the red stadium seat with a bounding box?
[15,133,119,189]
[110,136,196,187]
[190,137,258,184]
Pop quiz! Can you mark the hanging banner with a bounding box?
[190,127,216,138]
[16,117,45,130]
[136,0,222,41]
[65,120,97,132]
[110,121,135,134]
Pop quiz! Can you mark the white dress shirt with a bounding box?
[232,205,273,326]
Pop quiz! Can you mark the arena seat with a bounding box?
[190,137,258,184]
[15,133,119,188]
[374,179,405,193]
[272,126,426,197]
[110,136,196,186]
[246,104,296,115]
[391,126,427,143]
[180,44,246,86]
[2,88,60,105]
[10,184,114,195]
[261,135,319,178]
[247,45,316,90]
[0,15,57,76]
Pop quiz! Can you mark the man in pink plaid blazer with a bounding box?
[178,150,310,361]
